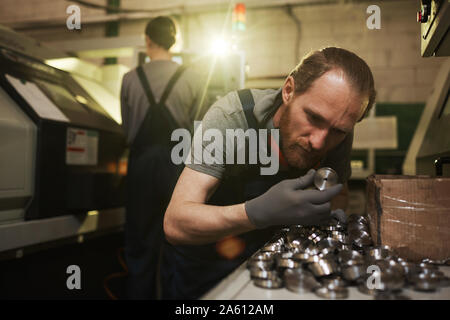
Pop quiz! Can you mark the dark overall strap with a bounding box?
[159,64,188,106]
[133,65,157,150]
[136,65,157,106]
[238,89,258,130]
[133,64,188,149]
[236,88,262,180]
[238,88,260,161]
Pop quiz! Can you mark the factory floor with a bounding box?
[0,231,127,300]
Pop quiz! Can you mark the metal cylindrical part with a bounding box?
[314,167,338,191]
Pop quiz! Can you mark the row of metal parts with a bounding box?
[247,214,450,299]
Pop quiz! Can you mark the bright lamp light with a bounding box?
[210,38,231,56]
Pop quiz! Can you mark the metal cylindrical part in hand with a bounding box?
[314,167,338,191]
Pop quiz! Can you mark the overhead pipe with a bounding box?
[6,0,351,30]
[285,4,302,66]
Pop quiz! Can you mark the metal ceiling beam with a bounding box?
[3,0,353,31]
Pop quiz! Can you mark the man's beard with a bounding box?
[278,108,324,170]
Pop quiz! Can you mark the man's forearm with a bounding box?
[165,185,349,245]
[164,201,256,245]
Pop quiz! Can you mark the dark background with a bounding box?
[0,231,127,300]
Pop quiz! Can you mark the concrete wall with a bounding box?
[0,0,104,24]
[0,0,447,103]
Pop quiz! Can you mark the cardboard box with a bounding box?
[366,175,450,262]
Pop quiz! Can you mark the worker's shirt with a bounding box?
[186,88,353,183]
[120,60,207,145]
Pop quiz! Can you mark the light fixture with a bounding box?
[75,95,88,105]
[210,38,231,56]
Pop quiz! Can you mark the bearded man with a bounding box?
[161,47,376,299]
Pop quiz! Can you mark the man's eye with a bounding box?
[333,128,347,135]
[308,113,320,123]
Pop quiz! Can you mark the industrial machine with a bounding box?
[403,0,450,176]
[0,44,126,223]
[403,58,450,177]
[45,56,126,125]
[417,0,450,57]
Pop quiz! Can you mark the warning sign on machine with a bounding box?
[66,127,98,165]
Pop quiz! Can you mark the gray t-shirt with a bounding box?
[120,60,207,145]
[186,88,353,183]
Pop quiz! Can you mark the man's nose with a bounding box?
[309,128,328,151]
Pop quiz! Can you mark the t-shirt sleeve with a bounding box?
[185,92,247,179]
[320,131,353,184]
[185,106,228,179]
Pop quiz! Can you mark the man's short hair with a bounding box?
[145,16,177,50]
[290,47,376,121]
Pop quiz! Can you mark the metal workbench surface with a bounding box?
[202,262,450,300]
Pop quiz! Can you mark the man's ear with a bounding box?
[145,35,152,48]
[282,76,295,105]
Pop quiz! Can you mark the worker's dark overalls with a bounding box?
[160,90,299,299]
[125,65,187,300]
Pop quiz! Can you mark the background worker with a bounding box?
[120,16,207,299]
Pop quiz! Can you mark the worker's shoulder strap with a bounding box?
[136,63,188,128]
[132,64,187,149]
[136,64,188,106]
[238,89,258,130]
[136,65,157,106]
[159,64,188,105]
